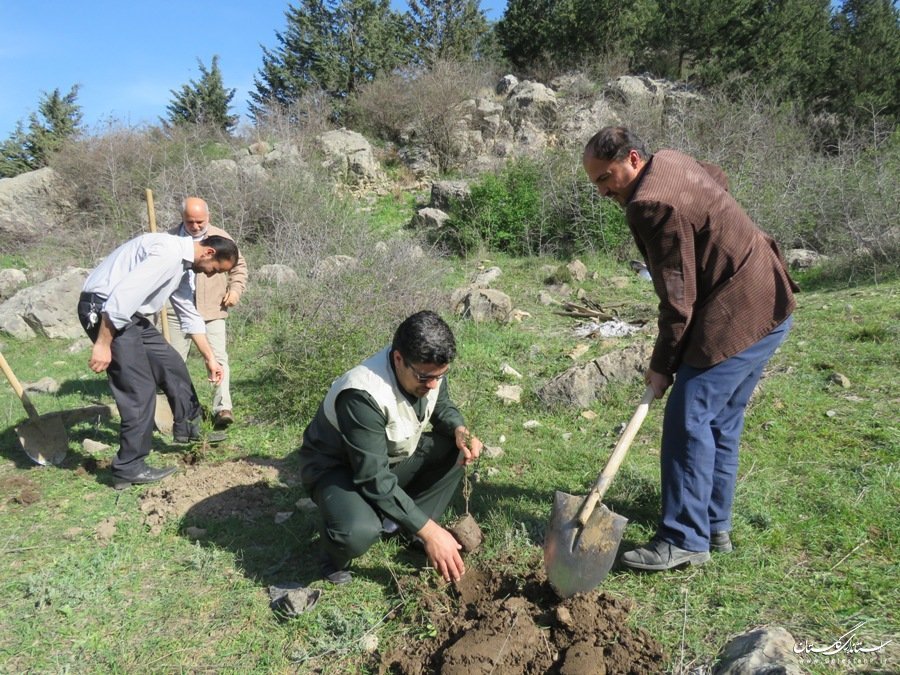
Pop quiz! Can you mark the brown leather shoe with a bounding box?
[213,409,234,429]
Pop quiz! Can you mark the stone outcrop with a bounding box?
[0,268,90,340]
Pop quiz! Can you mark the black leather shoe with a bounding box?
[710,531,733,553]
[319,554,352,585]
[112,465,177,490]
[621,537,710,571]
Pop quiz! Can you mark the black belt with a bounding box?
[80,292,107,304]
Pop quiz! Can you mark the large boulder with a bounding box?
[505,81,559,129]
[0,269,27,301]
[0,268,90,340]
[537,342,652,407]
[452,288,513,323]
[0,167,76,239]
[318,129,383,187]
[255,264,298,285]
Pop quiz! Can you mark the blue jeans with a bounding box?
[658,316,793,551]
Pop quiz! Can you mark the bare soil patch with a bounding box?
[380,564,665,674]
[121,459,665,672]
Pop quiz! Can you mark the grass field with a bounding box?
[0,254,897,673]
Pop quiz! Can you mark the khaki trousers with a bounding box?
[166,313,231,413]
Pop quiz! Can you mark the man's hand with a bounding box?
[645,368,673,399]
[205,356,224,384]
[89,343,112,373]
[454,426,482,466]
[221,290,239,308]
[418,519,465,582]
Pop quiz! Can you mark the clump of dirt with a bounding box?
[447,512,483,552]
[137,458,296,534]
[379,565,665,674]
[1,475,41,505]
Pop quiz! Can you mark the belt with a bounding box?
[80,292,108,304]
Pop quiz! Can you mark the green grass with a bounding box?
[0,256,897,673]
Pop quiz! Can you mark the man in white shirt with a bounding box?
[77,232,238,488]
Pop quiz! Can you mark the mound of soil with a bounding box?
[136,458,291,533]
[380,565,665,674]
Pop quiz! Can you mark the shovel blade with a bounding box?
[154,393,174,436]
[16,417,68,466]
[544,490,628,598]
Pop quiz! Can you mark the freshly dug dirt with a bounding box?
[447,512,483,552]
[379,565,665,674]
[136,458,290,534]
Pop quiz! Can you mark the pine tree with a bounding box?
[406,0,490,65]
[165,55,239,133]
[249,0,408,119]
[0,85,82,177]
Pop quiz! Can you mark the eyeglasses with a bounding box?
[403,358,449,384]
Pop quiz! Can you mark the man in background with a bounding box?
[582,126,798,571]
[78,232,238,488]
[167,197,247,430]
[298,311,482,585]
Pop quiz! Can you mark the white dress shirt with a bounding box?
[82,233,206,334]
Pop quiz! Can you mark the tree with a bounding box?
[405,0,491,65]
[0,85,82,178]
[829,0,900,122]
[165,55,239,133]
[249,0,408,119]
[496,0,655,73]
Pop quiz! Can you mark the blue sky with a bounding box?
[0,0,507,139]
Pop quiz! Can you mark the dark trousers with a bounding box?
[78,293,201,474]
[658,316,793,551]
[312,433,463,569]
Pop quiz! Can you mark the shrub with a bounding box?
[443,153,630,258]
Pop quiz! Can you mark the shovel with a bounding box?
[146,188,175,436]
[0,351,70,466]
[544,385,655,597]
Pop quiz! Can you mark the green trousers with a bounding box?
[311,433,462,569]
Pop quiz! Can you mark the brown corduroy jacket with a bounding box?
[167,223,248,321]
[626,149,798,374]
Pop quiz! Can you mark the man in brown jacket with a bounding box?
[583,127,798,570]
[167,197,248,429]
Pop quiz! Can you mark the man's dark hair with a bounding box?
[392,311,457,365]
[584,126,650,162]
[200,235,239,265]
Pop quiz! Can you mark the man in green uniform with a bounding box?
[299,311,483,585]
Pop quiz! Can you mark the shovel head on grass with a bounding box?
[15,416,69,466]
[544,490,628,598]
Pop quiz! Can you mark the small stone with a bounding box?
[825,410,837,417]
[499,435,506,443]
[510,309,531,322]
[360,634,379,654]
[185,526,207,540]
[828,372,850,388]
[482,445,504,459]
[500,363,523,379]
[485,467,500,477]
[523,420,541,429]
[495,384,522,404]
[555,606,574,626]
[83,439,111,453]
[580,410,598,421]
[274,511,293,524]
[23,377,59,394]
[562,432,573,441]
[295,498,318,512]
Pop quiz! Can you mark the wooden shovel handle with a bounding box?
[576,386,655,526]
[0,352,41,420]
[145,188,171,343]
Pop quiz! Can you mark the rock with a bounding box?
[448,513,483,553]
[274,512,293,524]
[538,342,652,408]
[360,634,379,654]
[471,266,502,288]
[509,309,531,322]
[0,269,27,301]
[255,264,297,285]
[538,290,557,305]
[495,384,522,404]
[430,180,471,210]
[295,497,318,512]
[713,626,802,675]
[500,363,522,379]
[308,255,358,280]
[828,372,850,388]
[785,248,827,270]
[566,259,588,282]
[0,267,90,339]
[23,377,59,394]
[481,445,504,459]
[496,74,519,96]
[410,207,450,230]
[523,420,541,429]
[68,338,92,353]
[318,128,383,186]
[83,439,111,453]
[453,288,513,323]
[0,167,76,239]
